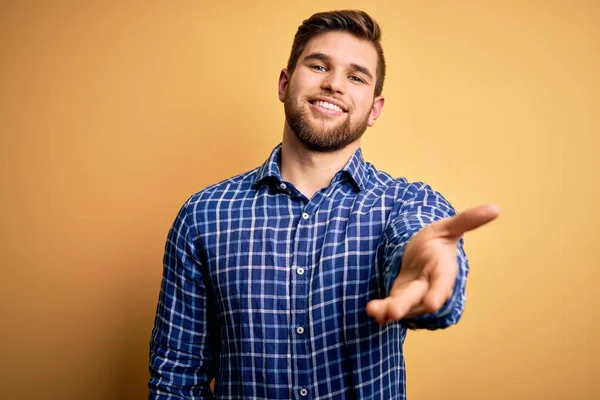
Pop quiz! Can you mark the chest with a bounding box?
[200,192,394,315]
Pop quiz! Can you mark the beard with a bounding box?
[284,91,371,153]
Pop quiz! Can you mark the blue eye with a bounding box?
[311,65,327,72]
[349,76,364,83]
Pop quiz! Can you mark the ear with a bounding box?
[278,68,290,102]
[368,96,385,127]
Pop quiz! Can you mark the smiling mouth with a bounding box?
[309,100,347,114]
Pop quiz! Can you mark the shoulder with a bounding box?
[366,164,456,218]
[174,167,260,224]
[190,167,259,204]
[392,180,457,219]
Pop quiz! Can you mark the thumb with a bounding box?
[433,203,500,238]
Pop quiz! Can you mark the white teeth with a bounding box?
[314,100,343,112]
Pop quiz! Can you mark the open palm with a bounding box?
[366,204,500,325]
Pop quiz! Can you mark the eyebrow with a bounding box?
[303,52,374,82]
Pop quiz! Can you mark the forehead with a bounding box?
[300,31,378,73]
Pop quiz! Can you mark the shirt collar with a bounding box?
[254,144,285,187]
[341,146,369,191]
[254,143,369,192]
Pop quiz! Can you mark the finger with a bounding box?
[433,203,500,238]
[386,279,428,322]
[366,298,391,325]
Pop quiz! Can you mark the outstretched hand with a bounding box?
[366,204,500,325]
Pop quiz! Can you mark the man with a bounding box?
[149,9,499,399]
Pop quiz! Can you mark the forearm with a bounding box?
[149,321,216,399]
[148,199,217,398]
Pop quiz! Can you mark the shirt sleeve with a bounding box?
[381,182,469,330]
[148,198,219,399]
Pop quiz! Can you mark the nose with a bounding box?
[321,71,345,94]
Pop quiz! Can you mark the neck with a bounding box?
[280,125,359,199]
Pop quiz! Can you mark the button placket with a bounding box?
[292,202,317,397]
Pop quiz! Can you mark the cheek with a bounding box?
[292,73,321,92]
[351,102,372,119]
[349,89,375,114]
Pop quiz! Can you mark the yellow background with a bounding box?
[1,1,598,399]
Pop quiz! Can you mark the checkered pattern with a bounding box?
[149,144,469,399]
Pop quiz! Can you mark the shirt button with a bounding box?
[296,267,305,275]
[279,183,287,190]
[296,326,304,335]
[302,212,309,220]
[300,388,308,396]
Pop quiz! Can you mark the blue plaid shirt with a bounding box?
[149,144,469,399]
